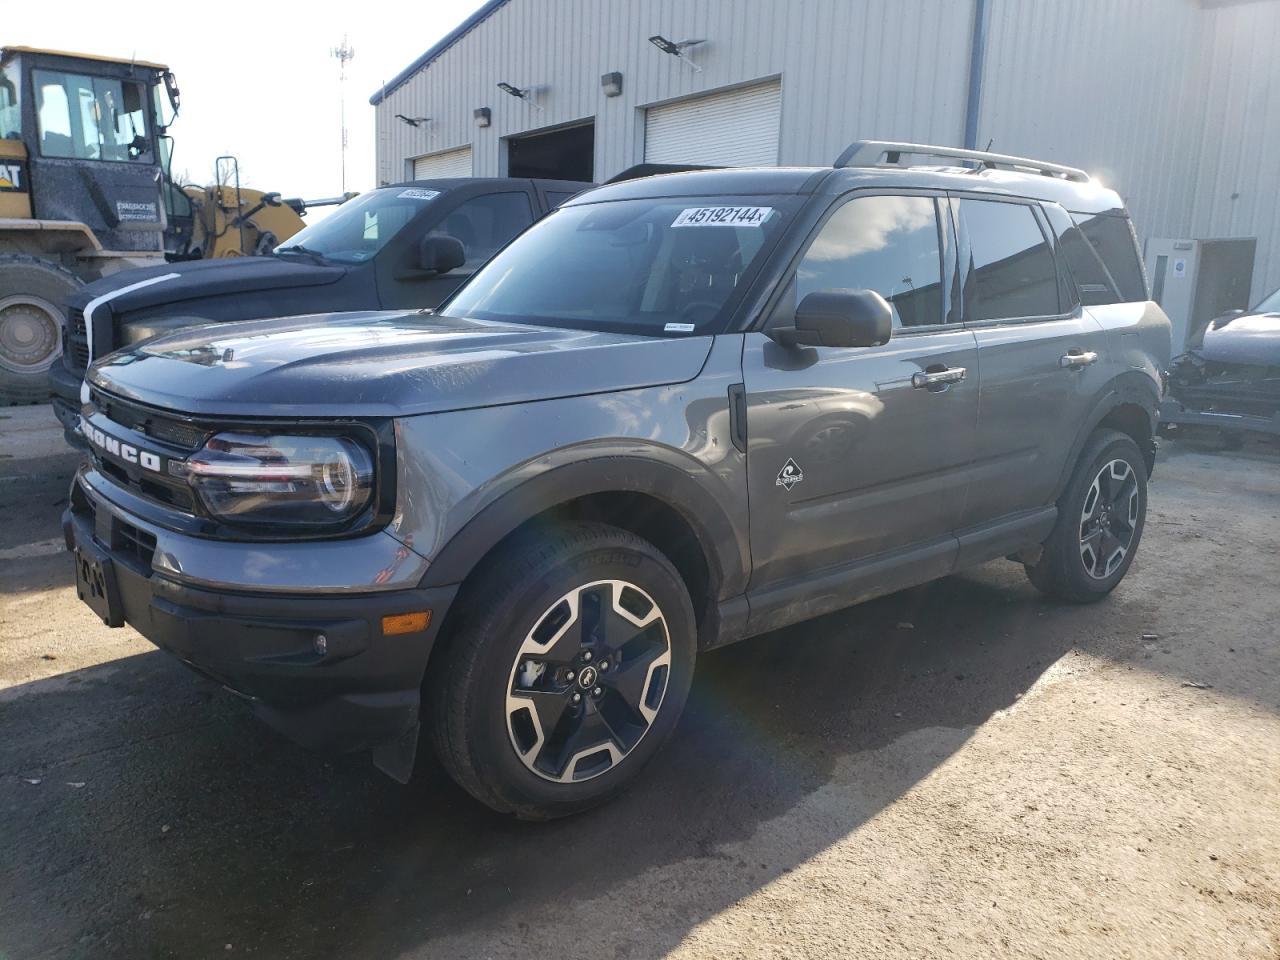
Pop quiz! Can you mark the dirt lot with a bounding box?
[1,404,1277,960]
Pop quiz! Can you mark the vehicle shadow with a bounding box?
[1,563,1081,960]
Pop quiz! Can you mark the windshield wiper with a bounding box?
[274,244,328,264]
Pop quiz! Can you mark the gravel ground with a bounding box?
[1,404,1277,960]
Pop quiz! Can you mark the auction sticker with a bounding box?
[672,206,773,228]
[398,188,441,201]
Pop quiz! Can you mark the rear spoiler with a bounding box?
[605,163,721,184]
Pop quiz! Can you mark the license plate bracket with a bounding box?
[73,535,124,628]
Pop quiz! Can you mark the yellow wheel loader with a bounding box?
[0,47,340,403]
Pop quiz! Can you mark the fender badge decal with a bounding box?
[776,458,804,491]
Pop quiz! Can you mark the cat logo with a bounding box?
[0,160,25,192]
[775,458,804,491]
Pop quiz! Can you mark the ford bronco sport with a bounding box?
[64,142,1171,819]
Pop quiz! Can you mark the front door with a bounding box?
[742,192,978,595]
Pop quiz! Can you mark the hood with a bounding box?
[69,254,348,314]
[1198,311,1280,366]
[89,312,714,417]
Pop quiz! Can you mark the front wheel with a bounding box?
[0,255,82,405]
[428,523,697,819]
[1025,428,1148,602]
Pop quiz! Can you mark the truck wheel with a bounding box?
[1025,429,1148,603]
[428,522,697,819]
[0,255,81,405]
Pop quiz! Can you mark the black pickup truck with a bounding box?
[49,176,589,443]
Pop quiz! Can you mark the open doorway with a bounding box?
[507,121,594,181]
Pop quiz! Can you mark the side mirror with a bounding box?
[413,235,466,276]
[771,289,893,349]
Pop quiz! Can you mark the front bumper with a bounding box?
[63,470,457,758]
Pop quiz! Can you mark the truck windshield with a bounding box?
[275,187,440,264]
[33,69,150,162]
[440,195,795,336]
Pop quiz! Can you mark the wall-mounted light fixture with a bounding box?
[648,35,705,73]
[474,107,491,128]
[601,71,623,97]
[497,82,544,112]
[395,114,432,128]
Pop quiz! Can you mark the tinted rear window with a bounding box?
[1061,212,1147,305]
[960,199,1061,321]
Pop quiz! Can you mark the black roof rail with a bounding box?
[834,140,1090,183]
[604,163,721,184]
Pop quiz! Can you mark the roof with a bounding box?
[1,46,168,71]
[369,0,511,105]
[570,164,1126,215]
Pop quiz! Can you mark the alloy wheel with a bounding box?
[506,579,672,783]
[1078,458,1140,580]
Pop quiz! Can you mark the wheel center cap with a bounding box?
[577,665,598,690]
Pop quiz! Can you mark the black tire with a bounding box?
[1025,428,1148,603]
[0,255,82,405]
[428,522,697,819]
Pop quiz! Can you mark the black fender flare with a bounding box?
[1053,371,1160,499]
[418,454,750,599]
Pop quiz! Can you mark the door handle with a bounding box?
[912,367,966,389]
[1059,350,1098,369]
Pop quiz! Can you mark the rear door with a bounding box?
[951,194,1109,539]
[742,191,978,593]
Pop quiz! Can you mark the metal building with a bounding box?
[371,0,1280,343]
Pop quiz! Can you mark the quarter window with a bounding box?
[960,199,1060,321]
[795,195,945,328]
[1061,212,1147,304]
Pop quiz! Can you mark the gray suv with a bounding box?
[63,142,1171,819]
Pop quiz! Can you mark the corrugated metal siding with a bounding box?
[978,0,1280,302]
[1184,1,1280,301]
[644,80,781,166]
[375,0,972,184]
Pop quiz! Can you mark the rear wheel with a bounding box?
[428,522,697,819]
[1025,428,1148,602]
[0,255,81,405]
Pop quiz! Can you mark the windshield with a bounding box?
[33,69,151,162]
[440,195,796,336]
[1255,286,1280,313]
[276,187,441,264]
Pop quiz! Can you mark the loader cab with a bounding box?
[1,47,174,254]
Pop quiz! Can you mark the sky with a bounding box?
[11,0,484,208]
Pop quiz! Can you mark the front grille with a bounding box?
[92,390,209,451]
[66,308,89,373]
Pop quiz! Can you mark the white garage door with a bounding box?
[644,80,781,168]
[412,146,473,179]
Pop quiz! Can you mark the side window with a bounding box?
[795,194,945,328]
[960,199,1061,321]
[433,192,535,268]
[1061,212,1147,304]
[545,191,578,208]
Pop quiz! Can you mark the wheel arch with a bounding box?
[419,455,749,643]
[1055,372,1159,499]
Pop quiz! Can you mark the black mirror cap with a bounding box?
[773,289,893,349]
[416,235,466,275]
